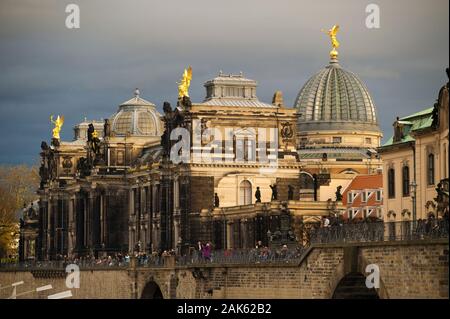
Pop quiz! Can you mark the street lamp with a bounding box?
[410,180,417,224]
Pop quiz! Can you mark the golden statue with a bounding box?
[322,25,340,59]
[177,66,192,98]
[50,115,64,139]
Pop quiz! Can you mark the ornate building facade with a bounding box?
[21,39,386,260]
[379,69,449,223]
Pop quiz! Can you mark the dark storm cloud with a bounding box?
[0,0,448,164]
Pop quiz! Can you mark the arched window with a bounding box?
[388,168,395,198]
[239,180,252,205]
[402,166,410,197]
[428,153,435,185]
[299,173,314,189]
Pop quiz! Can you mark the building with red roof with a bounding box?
[342,174,383,220]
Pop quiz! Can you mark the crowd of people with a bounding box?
[183,240,303,265]
[310,211,449,243]
[2,250,177,268]
[414,211,449,237]
[250,241,304,262]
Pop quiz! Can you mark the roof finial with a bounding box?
[322,25,340,62]
[134,88,140,98]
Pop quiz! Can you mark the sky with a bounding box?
[0,0,448,165]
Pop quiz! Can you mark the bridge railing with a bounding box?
[0,260,131,270]
[174,247,307,266]
[309,220,449,244]
[0,256,180,270]
[1,221,447,270]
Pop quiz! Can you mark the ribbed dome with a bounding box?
[294,60,380,132]
[110,90,162,137]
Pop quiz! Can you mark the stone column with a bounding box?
[86,193,94,251]
[226,221,233,249]
[99,193,107,256]
[142,224,147,252]
[45,198,51,260]
[239,219,245,248]
[128,188,135,253]
[50,197,58,259]
[173,212,181,251]
[82,195,87,249]
[67,195,75,258]
[148,184,153,252]
[128,226,136,254]
[130,188,135,216]
[38,198,48,260]
[151,221,157,252]
[136,187,141,247]
[174,178,179,210]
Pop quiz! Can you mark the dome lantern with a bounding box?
[109,89,162,137]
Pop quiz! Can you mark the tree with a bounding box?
[0,186,18,258]
[0,165,39,258]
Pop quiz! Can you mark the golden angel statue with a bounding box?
[322,25,340,58]
[50,115,64,139]
[177,66,192,98]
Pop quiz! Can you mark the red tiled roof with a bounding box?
[342,174,383,207]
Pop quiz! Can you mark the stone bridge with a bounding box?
[0,239,448,299]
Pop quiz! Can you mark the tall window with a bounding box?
[402,166,410,197]
[376,190,382,202]
[347,192,354,204]
[243,139,255,162]
[361,191,367,202]
[234,131,256,163]
[388,168,395,198]
[239,180,252,205]
[428,153,435,185]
